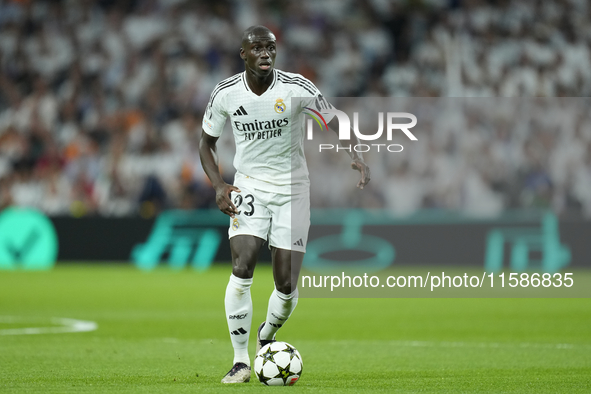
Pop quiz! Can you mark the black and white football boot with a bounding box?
[221,362,251,384]
[255,322,276,355]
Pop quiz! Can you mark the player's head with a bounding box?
[240,25,276,77]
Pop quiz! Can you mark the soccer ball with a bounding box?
[254,341,303,386]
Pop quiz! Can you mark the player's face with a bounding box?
[241,34,276,77]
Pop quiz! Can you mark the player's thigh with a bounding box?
[268,191,310,252]
[228,185,271,243]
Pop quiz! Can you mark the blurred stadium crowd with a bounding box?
[0,0,590,217]
[308,98,591,219]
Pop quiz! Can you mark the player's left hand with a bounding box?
[351,159,370,189]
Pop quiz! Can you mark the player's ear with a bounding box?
[240,48,246,60]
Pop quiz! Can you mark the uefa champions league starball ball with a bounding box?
[254,341,303,386]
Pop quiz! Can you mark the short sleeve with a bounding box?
[300,84,336,123]
[202,91,228,138]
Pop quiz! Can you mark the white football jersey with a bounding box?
[202,69,333,193]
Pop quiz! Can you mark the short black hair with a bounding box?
[241,25,275,48]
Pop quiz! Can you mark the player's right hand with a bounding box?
[215,183,242,217]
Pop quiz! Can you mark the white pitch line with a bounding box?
[0,316,98,336]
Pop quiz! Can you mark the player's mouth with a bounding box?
[259,62,271,71]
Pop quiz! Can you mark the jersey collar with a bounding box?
[242,69,278,93]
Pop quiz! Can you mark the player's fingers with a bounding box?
[217,200,233,217]
[226,198,238,216]
[217,204,232,217]
[223,186,240,215]
[363,166,371,185]
[217,193,238,218]
[352,161,370,189]
[223,206,236,218]
[358,167,365,189]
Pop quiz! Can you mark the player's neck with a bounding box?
[244,69,273,96]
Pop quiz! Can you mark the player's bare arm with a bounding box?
[198,131,241,217]
[327,117,371,189]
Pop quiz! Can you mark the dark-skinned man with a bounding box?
[199,25,370,383]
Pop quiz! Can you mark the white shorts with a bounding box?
[228,179,310,252]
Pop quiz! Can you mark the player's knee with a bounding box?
[275,281,294,295]
[232,263,254,279]
[232,253,257,279]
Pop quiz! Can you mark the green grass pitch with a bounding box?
[1,264,590,393]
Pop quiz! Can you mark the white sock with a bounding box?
[225,274,253,366]
[260,288,298,340]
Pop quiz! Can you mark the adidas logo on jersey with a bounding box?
[293,239,304,247]
[233,106,248,116]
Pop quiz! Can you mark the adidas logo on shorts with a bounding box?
[233,106,248,116]
[293,238,304,246]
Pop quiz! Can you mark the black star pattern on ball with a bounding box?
[257,368,273,385]
[283,344,300,362]
[260,347,279,367]
[274,363,296,385]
